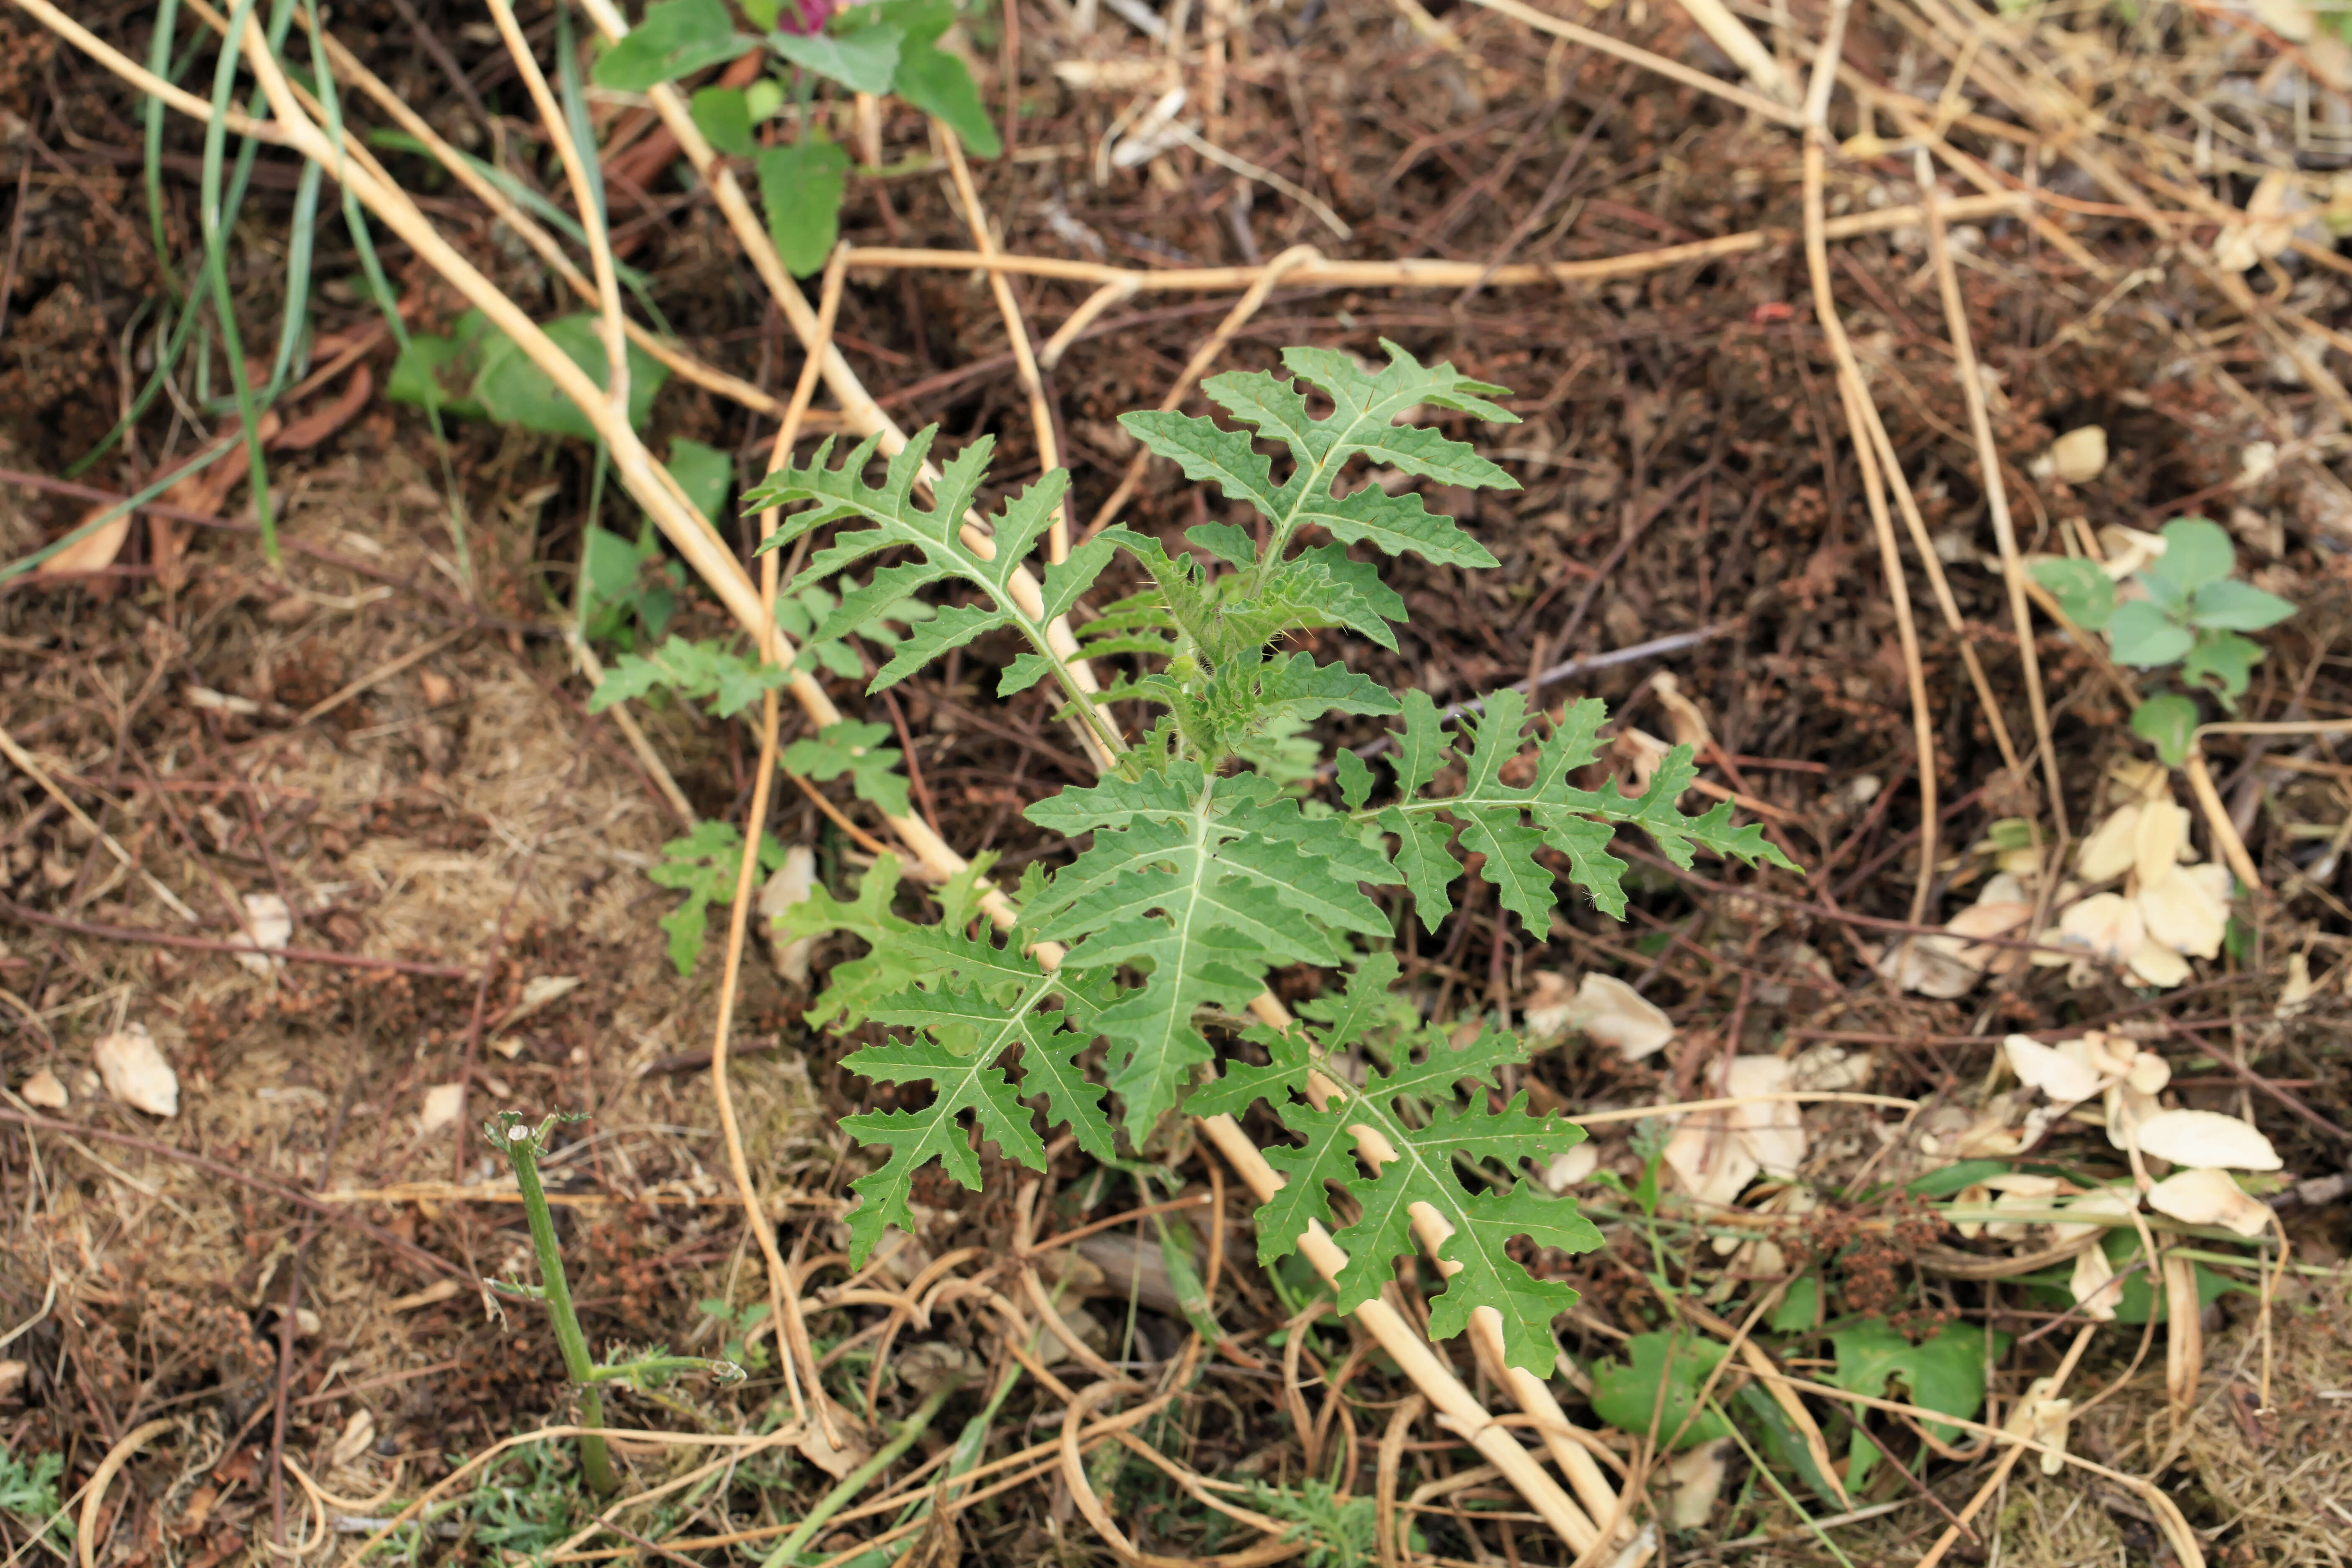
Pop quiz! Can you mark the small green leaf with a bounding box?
[2105,599,2194,668]
[1769,1276,1819,1333]
[668,436,734,526]
[2187,578,2295,631]
[894,39,1000,157]
[583,525,644,602]
[2146,516,2236,596]
[1906,1158,2013,1199]
[473,315,668,438]
[2027,556,2115,630]
[1589,1333,1732,1449]
[2183,628,2264,704]
[783,719,912,820]
[1829,1320,2003,1489]
[1334,748,1375,810]
[1185,521,1258,567]
[767,23,902,93]
[385,329,489,420]
[648,820,785,975]
[591,0,755,91]
[744,76,785,122]
[756,134,849,278]
[2130,693,2198,766]
[689,85,755,157]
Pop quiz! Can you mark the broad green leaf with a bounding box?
[839,1026,1048,1259]
[1590,1333,1732,1448]
[2131,693,2198,766]
[768,23,902,92]
[473,314,668,438]
[1829,1320,2002,1488]
[2028,556,2115,630]
[783,719,912,819]
[2187,578,2295,631]
[690,84,755,157]
[2183,627,2263,703]
[2146,516,2235,596]
[668,436,734,526]
[591,0,755,91]
[1185,520,1259,567]
[895,38,1000,157]
[1334,748,1375,810]
[756,134,849,278]
[2105,599,2194,668]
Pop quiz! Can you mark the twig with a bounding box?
[1920,154,2064,832]
[0,722,200,922]
[1455,0,1804,125]
[2,899,473,976]
[1913,1326,2097,1568]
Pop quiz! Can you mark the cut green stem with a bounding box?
[496,1114,620,1496]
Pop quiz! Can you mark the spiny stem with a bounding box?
[498,1115,620,1496]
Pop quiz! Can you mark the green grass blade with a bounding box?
[197,0,284,560]
[299,0,474,587]
[0,435,246,584]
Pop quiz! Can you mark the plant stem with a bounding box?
[759,1379,964,1568]
[503,1122,620,1496]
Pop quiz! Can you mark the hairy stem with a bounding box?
[500,1121,620,1496]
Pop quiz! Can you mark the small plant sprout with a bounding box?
[2029,516,2296,764]
[485,1110,742,1496]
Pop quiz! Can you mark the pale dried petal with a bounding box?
[2279,952,2318,1019]
[2058,892,2143,962]
[1977,872,2032,906]
[1728,1055,1805,1178]
[1947,901,2034,940]
[2104,1082,2164,1151]
[332,1408,378,1470]
[2043,425,2110,484]
[1521,971,1576,1043]
[418,1082,467,1137]
[2125,1052,2172,1096]
[1952,1182,1992,1240]
[237,892,294,977]
[2005,1034,2103,1104]
[93,1024,178,1117]
[2127,938,2192,989]
[2050,1184,2137,1244]
[1663,1116,1760,1208]
[2069,1244,2122,1321]
[2137,864,2226,961]
[20,1069,67,1109]
[2076,805,2141,883]
[2147,1168,2272,1238]
[1650,672,1712,751]
[1663,1439,1730,1528]
[2133,798,2190,888]
[1543,1142,1599,1193]
[760,846,821,986]
[1565,973,1675,1060]
[2135,1109,2283,1171]
[1879,934,1983,998]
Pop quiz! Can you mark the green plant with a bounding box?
[596,0,998,281]
[726,343,1794,1376]
[0,1448,71,1553]
[1825,1319,2002,1488]
[485,1111,743,1496]
[647,822,789,974]
[696,1296,775,1372]
[2030,517,2295,763]
[1242,1478,1380,1568]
